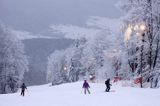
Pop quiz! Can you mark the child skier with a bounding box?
[20,83,27,96]
[105,78,112,92]
[82,80,90,94]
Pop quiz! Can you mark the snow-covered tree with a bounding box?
[0,24,28,94]
[47,50,69,85]
[48,16,126,84]
[119,0,160,87]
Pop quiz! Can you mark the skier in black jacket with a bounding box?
[105,78,112,92]
[20,83,27,96]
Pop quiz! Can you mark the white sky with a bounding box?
[0,0,122,34]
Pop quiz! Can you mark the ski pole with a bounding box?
[81,88,83,94]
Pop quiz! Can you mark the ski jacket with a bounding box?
[83,82,90,88]
[21,84,27,90]
[105,79,111,87]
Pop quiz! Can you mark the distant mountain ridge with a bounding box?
[23,38,73,85]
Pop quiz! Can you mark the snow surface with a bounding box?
[0,82,160,106]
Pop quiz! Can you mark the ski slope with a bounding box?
[0,82,160,106]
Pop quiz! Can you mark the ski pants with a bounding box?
[21,90,25,96]
[106,86,110,92]
[84,88,90,94]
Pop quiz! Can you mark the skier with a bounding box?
[82,80,90,94]
[20,83,27,96]
[105,78,112,92]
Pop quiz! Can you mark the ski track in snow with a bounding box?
[0,82,160,106]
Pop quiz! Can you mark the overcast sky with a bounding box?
[0,0,122,35]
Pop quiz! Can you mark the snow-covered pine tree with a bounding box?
[0,24,28,94]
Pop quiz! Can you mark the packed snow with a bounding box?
[0,81,160,106]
